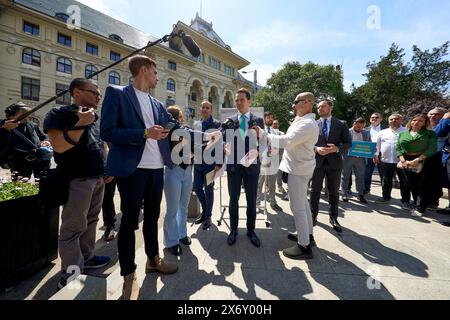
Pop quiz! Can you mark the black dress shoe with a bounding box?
[310,235,317,247]
[312,213,318,226]
[288,233,316,247]
[167,244,182,256]
[358,195,368,204]
[179,236,192,246]
[195,215,206,225]
[227,230,238,246]
[247,230,261,248]
[330,218,343,233]
[202,217,212,230]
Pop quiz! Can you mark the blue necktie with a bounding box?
[323,119,328,140]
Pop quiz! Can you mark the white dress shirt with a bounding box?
[370,124,382,143]
[134,87,164,169]
[376,127,407,164]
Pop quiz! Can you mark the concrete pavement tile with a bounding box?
[380,277,450,300]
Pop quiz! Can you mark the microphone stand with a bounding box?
[11,28,182,123]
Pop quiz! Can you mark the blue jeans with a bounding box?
[163,166,193,248]
[193,164,215,219]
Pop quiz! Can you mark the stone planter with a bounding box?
[0,195,59,290]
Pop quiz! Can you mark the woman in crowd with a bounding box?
[163,106,194,256]
[397,114,438,217]
[0,103,52,179]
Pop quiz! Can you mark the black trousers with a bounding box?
[117,168,164,277]
[403,155,431,213]
[227,165,260,232]
[379,162,410,203]
[427,153,444,205]
[11,157,50,179]
[102,178,117,228]
[310,164,342,221]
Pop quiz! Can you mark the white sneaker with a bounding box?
[411,210,423,217]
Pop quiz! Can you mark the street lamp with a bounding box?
[242,70,258,94]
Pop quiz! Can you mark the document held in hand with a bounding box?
[240,149,259,168]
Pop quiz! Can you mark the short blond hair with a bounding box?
[128,55,156,77]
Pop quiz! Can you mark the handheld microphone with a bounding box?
[248,119,258,128]
[221,118,239,134]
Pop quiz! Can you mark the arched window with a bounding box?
[167,79,176,92]
[109,71,120,85]
[22,48,41,67]
[56,57,72,74]
[85,65,98,80]
[109,34,124,43]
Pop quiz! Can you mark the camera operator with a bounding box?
[44,78,111,290]
[0,103,51,179]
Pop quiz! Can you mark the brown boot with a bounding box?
[122,272,139,300]
[145,255,178,275]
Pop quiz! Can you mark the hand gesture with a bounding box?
[146,125,169,140]
[2,120,19,131]
[76,107,96,126]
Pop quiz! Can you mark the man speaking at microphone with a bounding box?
[224,88,265,248]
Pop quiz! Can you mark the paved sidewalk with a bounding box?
[2,172,450,300]
[107,176,450,300]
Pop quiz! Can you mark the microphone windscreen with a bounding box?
[182,35,201,58]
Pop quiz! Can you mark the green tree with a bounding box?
[350,42,450,120]
[253,61,345,131]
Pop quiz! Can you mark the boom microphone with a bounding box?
[171,28,202,58]
[182,33,201,58]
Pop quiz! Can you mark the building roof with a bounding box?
[14,0,158,49]
[190,13,232,51]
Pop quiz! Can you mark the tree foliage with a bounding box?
[254,42,450,127]
[253,62,345,131]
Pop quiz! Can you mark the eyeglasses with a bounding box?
[294,99,307,105]
[371,116,380,119]
[80,88,102,98]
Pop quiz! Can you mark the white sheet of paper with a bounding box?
[240,150,259,167]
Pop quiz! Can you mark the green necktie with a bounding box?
[240,115,247,139]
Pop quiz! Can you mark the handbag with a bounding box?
[38,169,70,208]
[397,160,424,174]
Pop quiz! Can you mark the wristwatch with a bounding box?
[144,128,149,139]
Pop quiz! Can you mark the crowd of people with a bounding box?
[1,55,450,300]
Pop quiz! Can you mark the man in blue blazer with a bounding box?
[224,88,265,248]
[100,56,180,300]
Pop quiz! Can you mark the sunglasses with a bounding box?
[294,99,307,105]
[80,88,102,98]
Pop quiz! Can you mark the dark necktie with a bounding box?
[323,119,328,140]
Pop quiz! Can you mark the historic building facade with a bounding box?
[0,0,254,123]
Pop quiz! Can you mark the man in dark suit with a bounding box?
[310,100,352,233]
[193,100,221,230]
[225,88,265,248]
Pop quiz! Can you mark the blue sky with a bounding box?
[78,0,450,91]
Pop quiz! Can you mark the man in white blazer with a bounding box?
[267,92,320,259]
